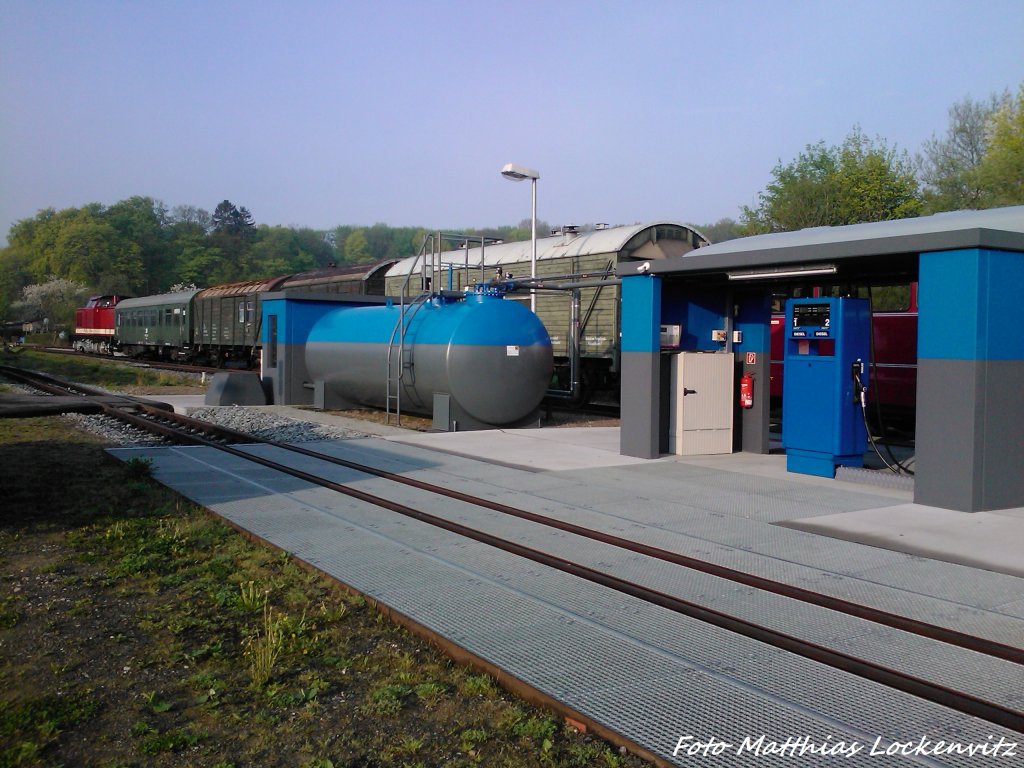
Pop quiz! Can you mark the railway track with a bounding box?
[6,366,1022,744]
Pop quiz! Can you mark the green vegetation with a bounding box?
[741,126,922,233]
[0,413,643,767]
[0,349,195,389]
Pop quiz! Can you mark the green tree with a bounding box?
[343,229,370,262]
[53,215,142,293]
[741,127,921,233]
[104,196,170,293]
[978,84,1024,206]
[692,218,743,243]
[917,93,1002,212]
[167,222,223,287]
[248,226,319,277]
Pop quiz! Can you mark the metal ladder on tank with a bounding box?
[384,231,502,425]
[385,235,440,426]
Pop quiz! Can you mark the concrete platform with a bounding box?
[382,424,1023,579]
[108,431,1024,765]
[110,398,1024,578]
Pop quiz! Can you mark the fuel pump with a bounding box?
[782,297,870,477]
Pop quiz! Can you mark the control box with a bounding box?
[782,297,870,477]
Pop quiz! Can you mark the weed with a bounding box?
[514,714,558,745]
[414,681,447,706]
[139,726,204,755]
[460,673,495,696]
[141,690,173,714]
[0,694,100,765]
[460,727,488,752]
[245,602,285,687]
[364,683,411,717]
[105,520,127,540]
[238,580,267,611]
[0,596,19,629]
[124,457,153,480]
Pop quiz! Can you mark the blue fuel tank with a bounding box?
[304,292,552,427]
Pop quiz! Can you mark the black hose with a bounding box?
[866,287,915,475]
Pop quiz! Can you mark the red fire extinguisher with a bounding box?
[739,372,754,408]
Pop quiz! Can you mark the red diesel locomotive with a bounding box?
[72,295,125,354]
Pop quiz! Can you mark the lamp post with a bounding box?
[500,163,540,312]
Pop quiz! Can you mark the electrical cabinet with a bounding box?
[782,297,870,477]
[669,352,734,455]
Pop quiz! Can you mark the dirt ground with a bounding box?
[0,413,641,768]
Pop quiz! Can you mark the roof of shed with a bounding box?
[639,206,1024,277]
[386,222,709,276]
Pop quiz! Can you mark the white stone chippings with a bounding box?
[62,413,167,447]
[188,407,368,443]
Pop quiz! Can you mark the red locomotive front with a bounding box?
[73,295,124,353]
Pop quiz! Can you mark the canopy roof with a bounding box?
[636,206,1024,278]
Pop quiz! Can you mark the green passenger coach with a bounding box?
[115,289,201,360]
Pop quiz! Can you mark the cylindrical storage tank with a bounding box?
[305,292,552,426]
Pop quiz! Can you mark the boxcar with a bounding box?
[384,223,709,398]
[193,277,291,365]
[279,260,398,295]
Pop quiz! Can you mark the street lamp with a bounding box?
[500,163,540,312]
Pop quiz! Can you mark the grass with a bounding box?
[0,348,197,390]
[0,393,645,767]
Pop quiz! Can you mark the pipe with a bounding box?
[544,289,582,402]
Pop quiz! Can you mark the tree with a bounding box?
[104,196,170,293]
[53,215,142,293]
[248,226,318,277]
[917,93,1004,212]
[741,127,921,233]
[13,276,91,330]
[170,205,212,231]
[692,218,743,243]
[977,84,1024,206]
[212,200,256,236]
[343,229,370,262]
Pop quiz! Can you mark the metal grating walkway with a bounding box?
[109,439,1024,767]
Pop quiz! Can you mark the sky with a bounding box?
[1,1,1022,244]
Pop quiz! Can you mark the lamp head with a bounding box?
[500,163,540,181]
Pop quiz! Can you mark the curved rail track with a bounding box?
[4,364,1022,737]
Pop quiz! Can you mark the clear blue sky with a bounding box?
[1,1,1021,243]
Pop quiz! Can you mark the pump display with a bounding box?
[782,297,870,477]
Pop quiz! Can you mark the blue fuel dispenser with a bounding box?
[782,297,870,477]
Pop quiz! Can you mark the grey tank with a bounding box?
[304,293,553,427]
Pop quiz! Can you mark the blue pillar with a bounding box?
[620,275,662,458]
[916,248,1024,511]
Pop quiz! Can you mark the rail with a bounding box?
[6,364,1020,735]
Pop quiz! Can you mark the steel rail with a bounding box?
[150,434,1024,733]
[259,436,1024,666]
[22,357,1007,665]
[6,365,1021,731]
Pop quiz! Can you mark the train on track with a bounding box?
[73,261,396,366]
[71,222,920,415]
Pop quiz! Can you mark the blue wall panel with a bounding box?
[919,248,1024,361]
[621,276,661,353]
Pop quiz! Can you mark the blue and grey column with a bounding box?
[620,274,662,459]
[915,248,1024,512]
